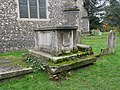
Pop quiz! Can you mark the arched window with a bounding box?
[19,0,46,19]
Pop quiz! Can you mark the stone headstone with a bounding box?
[107,30,116,53]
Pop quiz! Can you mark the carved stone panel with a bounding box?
[38,31,52,47]
[58,30,73,51]
[62,31,72,47]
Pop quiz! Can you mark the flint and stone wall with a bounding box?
[0,0,88,53]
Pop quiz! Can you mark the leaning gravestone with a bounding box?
[107,30,116,53]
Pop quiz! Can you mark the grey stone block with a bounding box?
[77,44,94,55]
[0,68,33,80]
[28,49,88,64]
[46,56,97,74]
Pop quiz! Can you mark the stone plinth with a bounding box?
[34,26,78,56]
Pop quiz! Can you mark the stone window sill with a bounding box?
[17,18,50,21]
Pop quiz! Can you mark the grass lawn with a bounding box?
[0,33,120,90]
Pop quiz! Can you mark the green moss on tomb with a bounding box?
[47,55,96,66]
[49,52,88,64]
[58,47,80,56]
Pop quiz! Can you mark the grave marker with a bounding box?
[107,30,116,53]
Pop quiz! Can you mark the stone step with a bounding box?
[49,52,89,64]
[28,50,90,64]
[77,44,94,55]
[45,55,97,74]
[0,68,33,80]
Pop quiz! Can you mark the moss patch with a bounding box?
[49,52,88,64]
[48,55,96,66]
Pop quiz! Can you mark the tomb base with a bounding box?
[25,26,97,80]
[28,44,96,74]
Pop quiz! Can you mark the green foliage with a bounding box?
[83,0,120,31]
[84,0,108,30]
[103,0,120,30]
[23,58,45,72]
[23,54,46,72]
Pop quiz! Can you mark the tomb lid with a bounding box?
[34,26,78,31]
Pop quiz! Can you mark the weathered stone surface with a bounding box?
[101,31,116,55]
[27,22,95,75]
[0,58,33,80]
[28,49,88,64]
[77,44,94,55]
[27,49,96,75]
[34,26,78,56]
[46,56,97,74]
[107,30,116,52]
[28,49,97,75]
[0,68,33,80]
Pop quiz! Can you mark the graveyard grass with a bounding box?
[0,32,120,90]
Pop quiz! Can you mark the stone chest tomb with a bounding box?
[28,25,97,76]
[34,26,77,56]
